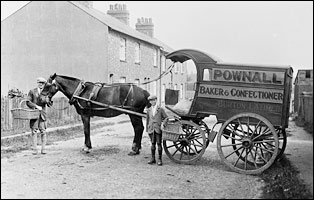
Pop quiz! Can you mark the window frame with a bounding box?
[153,48,158,67]
[135,42,141,64]
[120,37,126,62]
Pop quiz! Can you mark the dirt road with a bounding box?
[1,117,264,199]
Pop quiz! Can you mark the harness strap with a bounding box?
[69,80,86,105]
[121,84,133,107]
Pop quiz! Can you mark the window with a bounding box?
[120,77,126,83]
[180,84,184,99]
[203,69,210,81]
[306,70,311,78]
[146,78,151,92]
[174,84,178,90]
[152,81,157,96]
[162,84,166,102]
[153,49,157,67]
[109,74,114,84]
[161,56,166,72]
[134,79,140,86]
[174,63,179,74]
[181,63,184,74]
[120,38,126,61]
[135,43,141,64]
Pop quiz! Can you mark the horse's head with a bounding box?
[40,73,59,106]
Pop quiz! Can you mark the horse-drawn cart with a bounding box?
[161,49,293,174]
[42,49,293,174]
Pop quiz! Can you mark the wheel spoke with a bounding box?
[224,146,243,159]
[220,143,242,148]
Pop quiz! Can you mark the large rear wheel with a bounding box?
[217,113,278,174]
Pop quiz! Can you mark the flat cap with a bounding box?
[148,95,157,100]
[37,77,47,83]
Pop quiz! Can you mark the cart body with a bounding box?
[163,49,293,174]
[166,49,293,128]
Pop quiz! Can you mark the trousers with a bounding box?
[30,118,47,153]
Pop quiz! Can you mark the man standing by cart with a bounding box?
[146,95,168,166]
[26,77,50,155]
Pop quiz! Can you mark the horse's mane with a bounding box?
[56,74,138,88]
[57,75,80,82]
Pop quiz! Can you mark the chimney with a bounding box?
[78,1,93,8]
[136,17,154,37]
[107,4,130,26]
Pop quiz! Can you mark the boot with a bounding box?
[32,130,38,155]
[157,150,162,166]
[41,132,47,154]
[148,149,156,164]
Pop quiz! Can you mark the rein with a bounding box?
[140,63,175,85]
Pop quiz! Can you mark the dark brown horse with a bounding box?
[42,73,150,155]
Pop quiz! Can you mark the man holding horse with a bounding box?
[26,77,51,155]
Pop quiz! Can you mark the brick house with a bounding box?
[293,69,313,113]
[1,1,187,104]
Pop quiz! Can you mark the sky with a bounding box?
[1,1,313,77]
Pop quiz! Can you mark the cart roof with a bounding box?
[166,49,293,71]
[166,49,222,64]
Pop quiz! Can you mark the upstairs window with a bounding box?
[135,43,141,64]
[180,84,184,99]
[120,37,126,61]
[153,49,157,67]
[181,63,184,74]
[174,63,179,73]
[161,56,166,72]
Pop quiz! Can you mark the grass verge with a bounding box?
[259,156,313,199]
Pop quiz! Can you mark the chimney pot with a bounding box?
[107,3,130,26]
[136,17,154,37]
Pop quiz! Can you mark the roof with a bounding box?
[69,1,173,53]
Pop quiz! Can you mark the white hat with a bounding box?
[37,77,47,83]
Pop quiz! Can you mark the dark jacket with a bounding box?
[146,105,168,134]
[26,88,48,121]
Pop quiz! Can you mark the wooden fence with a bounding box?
[1,96,81,135]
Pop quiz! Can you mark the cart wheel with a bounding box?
[175,120,210,156]
[163,120,206,164]
[217,113,278,174]
[275,127,287,161]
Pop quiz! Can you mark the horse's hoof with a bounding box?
[81,147,92,153]
[128,150,140,156]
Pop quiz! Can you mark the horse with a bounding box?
[41,73,150,155]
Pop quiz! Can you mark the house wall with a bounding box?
[1,1,187,104]
[106,30,187,102]
[1,1,109,95]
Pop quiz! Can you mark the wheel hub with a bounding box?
[180,138,189,146]
[242,138,252,149]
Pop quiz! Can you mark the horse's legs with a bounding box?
[81,115,92,153]
[129,114,144,152]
